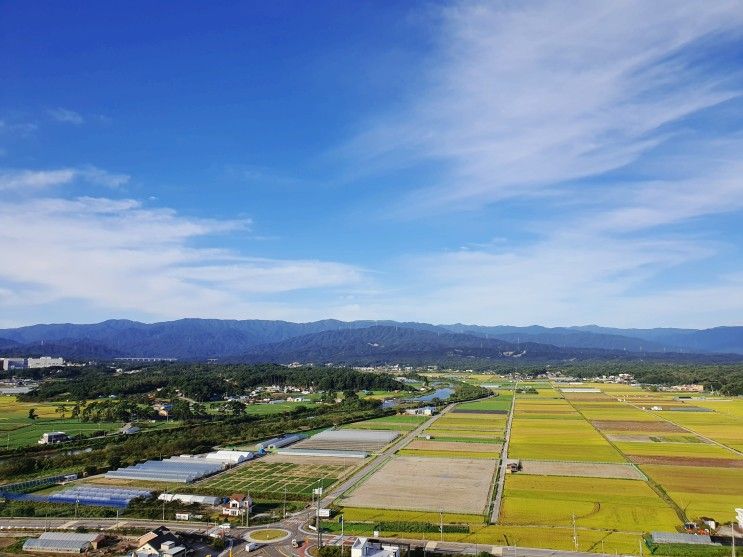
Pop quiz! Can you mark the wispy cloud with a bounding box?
[48,107,84,125]
[347,1,743,213]
[334,1,743,327]
[0,166,130,191]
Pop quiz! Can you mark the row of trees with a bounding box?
[21,363,410,402]
[0,395,393,482]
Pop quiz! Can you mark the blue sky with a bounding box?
[1,1,743,328]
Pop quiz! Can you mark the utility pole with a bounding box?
[732,516,736,557]
[340,515,344,557]
[572,513,578,551]
[639,537,643,557]
[75,498,79,520]
[283,485,287,519]
[316,497,322,548]
[439,508,443,542]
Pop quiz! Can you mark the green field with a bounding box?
[0,395,124,449]
[196,461,348,499]
[455,396,513,412]
[343,414,427,431]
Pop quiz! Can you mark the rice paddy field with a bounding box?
[561,384,743,524]
[332,380,740,554]
[500,475,680,531]
[498,382,738,542]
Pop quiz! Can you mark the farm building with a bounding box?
[157,493,221,506]
[134,527,186,557]
[38,431,69,444]
[256,434,306,451]
[405,406,436,416]
[650,533,715,545]
[293,429,398,452]
[23,532,104,553]
[351,538,401,557]
[559,388,602,393]
[204,450,253,464]
[121,423,141,435]
[105,456,224,483]
[276,448,367,458]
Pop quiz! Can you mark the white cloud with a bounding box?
[0,166,130,191]
[0,193,365,321]
[48,108,84,125]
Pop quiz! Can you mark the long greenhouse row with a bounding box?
[48,486,152,508]
[105,456,225,483]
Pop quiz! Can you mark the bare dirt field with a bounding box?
[406,440,503,453]
[592,420,685,432]
[519,460,645,480]
[262,453,361,467]
[606,433,708,443]
[627,455,743,468]
[342,455,496,514]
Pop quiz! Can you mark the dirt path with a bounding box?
[490,384,516,524]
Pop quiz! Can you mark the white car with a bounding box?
[245,542,262,552]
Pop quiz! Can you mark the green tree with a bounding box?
[27,408,37,420]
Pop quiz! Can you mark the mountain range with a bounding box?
[0,318,742,364]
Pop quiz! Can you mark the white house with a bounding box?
[222,493,252,516]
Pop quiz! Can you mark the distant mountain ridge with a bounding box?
[0,318,741,361]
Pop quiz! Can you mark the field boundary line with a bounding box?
[489,385,515,524]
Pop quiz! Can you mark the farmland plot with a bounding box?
[342,456,497,514]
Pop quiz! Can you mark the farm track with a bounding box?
[490,385,516,524]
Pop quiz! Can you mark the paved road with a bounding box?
[490,385,516,524]
[0,516,631,557]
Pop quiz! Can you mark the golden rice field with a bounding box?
[500,475,680,531]
[509,416,625,462]
[639,464,743,520]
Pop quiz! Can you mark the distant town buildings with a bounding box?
[1,356,64,370]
